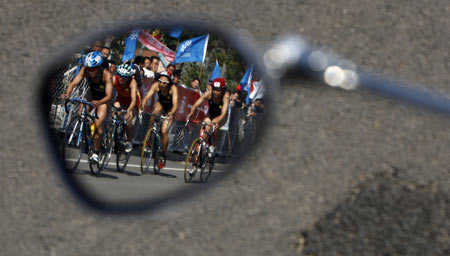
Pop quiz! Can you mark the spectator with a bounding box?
[132,55,145,88]
[249,98,265,116]
[166,64,175,77]
[190,77,202,95]
[144,57,151,70]
[91,40,103,52]
[232,84,248,109]
[172,69,183,86]
[100,46,116,73]
[143,56,160,79]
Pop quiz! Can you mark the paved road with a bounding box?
[67,149,227,205]
[3,1,450,256]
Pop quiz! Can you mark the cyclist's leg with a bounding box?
[203,116,212,140]
[93,103,109,152]
[126,107,137,143]
[211,114,227,147]
[161,115,173,157]
[82,89,93,116]
[149,102,163,131]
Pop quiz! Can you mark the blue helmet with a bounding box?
[83,51,103,67]
[116,63,135,77]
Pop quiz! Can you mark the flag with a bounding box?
[121,29,140,63]
[138,30,176,62]
[240,65,253,104]
[157,53,169,68]
[174,35,209,64]
[209,59,221,82]
[169,27,183,38]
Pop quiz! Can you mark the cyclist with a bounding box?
[186,77,230,157]
[140,71,179,166]
[61,51,113,163]
[113,63,139,153]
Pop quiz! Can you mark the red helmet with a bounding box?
[212,77,227,90]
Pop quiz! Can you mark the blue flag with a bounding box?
[121,29,140,63]
[209,59,221,82]
[169,27,183,38]
[240,65,253,104]
[174,35,209,64]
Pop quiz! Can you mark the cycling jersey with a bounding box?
[208,95,224,119]
[113,75,140,109]
[158,85,173,113]
[86,67,106,100]
[114,75,132,105]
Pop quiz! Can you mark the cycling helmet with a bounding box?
[83,51,103,67]
[157,71,173,85]
[116,63,135,77]
[212,77,227,90]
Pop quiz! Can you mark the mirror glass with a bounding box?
[43,25,267,207]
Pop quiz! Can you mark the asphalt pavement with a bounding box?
[68,150,227,205]
[2,1,450,255]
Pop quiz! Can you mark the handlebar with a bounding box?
[64,98,98,119]
[111,106,128,113]
[186,119,217,133]
[138,111,169,122]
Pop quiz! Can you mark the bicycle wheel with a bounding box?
[101,121,115,170]
[62,117,84,172]
[89,127,105,176]
[152,135,161,174]
[184,138,201,183]
[116,150,130,172]
[140,129,155,174]
[200,151,213,182]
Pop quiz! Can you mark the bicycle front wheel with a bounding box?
[101,121,115,170]
[89,129,106,176]
[117,151,130,172]
[140,129,155,174]
[62,117,84,172]
[200,154,213,183]
[184,138,201,183]
[152,135,162,175]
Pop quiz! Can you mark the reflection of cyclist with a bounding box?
[61,51,113,163]
[113,63,139,153]
[141,71,179,163]
[187,77,230,156]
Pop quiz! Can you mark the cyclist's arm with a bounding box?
[97,69,113,105]
[141,82,157,109]
[64,66,85,97]
[189,91,211,115]
[216,91,230,122]
[128,78,138,112]
[169,86,179,117]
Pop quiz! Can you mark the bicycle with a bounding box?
[139,112,169,175]
[103,106,131,172]
[62,98,109,175]
[184,119,216,183]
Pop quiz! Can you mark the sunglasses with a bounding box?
[41,18,450,215]
[158,79,170,84]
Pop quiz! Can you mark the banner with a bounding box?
[138,30,176,63]
[174,35,209,64]
[209,59,221,82]
[121,29,140,63]
[240,65,253,104]
[169,27,183,38]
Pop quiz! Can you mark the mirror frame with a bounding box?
[38,17,279,214]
